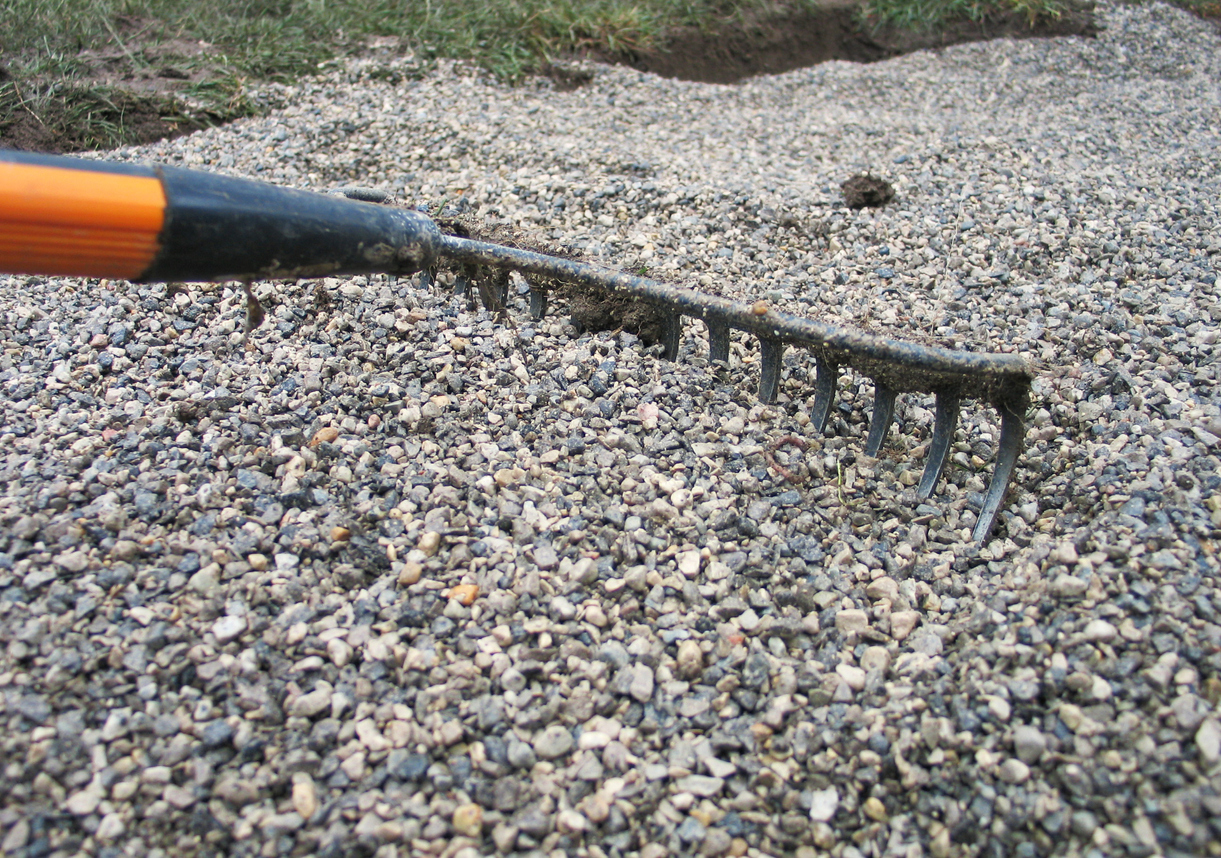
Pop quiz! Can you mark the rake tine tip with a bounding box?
[529,288,548,320]
[758,339,783,403]
[661,312,682,362]
[972,402,1025,543]
[708,323,730,364]
[864,383,897,457]
[810,356,838,433]
[917,392,960,500]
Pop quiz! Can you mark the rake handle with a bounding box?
[0,150,438,282]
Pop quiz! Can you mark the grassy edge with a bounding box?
[1,0,1211,152]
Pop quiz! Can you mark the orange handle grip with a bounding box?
[0,155,166,279]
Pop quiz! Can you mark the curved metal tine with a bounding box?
[758,339,783,402]
[917,393,961,499]
[972,402,1025,543]
[529,288,548,320]
[661,312,682,362]
[864,382,897,457]
[810,356,839,433]
[708,323,730,364]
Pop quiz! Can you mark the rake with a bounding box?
[0,150,1033,542]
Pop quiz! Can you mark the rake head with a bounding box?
[425,230,1032,544]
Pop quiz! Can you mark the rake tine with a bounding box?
[864,382,897,457]
[917,393,961,499]
[810,356,839,432]
[529,288,548,320]
[758,339,783,402]
[708,322,730,364]
[972,401,1025,543]
[661,312,682,362]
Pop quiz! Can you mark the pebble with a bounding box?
[452,803,483,837]
[809,787,839,822]
[889,611,920,641]
[835,663,867,691]
[292,774,318,820]
[1196,719,1221,765]
[1082,619,1117,643]
[997,758,1031,785]
[677,638,704,678]
[448,583,479,606]
[533,725,575,759]
[95,813,125,841]
[675,775,724,797]
[1012,725,1047,764]
[212,615,246,644]
[834,609,869,635]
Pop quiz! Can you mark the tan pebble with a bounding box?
[449,584,479,606]
[247,553,268,571]
[309,426,340,447]
[397,562,423,586]
[291,775,317,820]
[584,604,608,627]
[327,638,353,667]
[834,609,869,635]
[676,639,704,679]
[452,803,483,837]
[865,576,899,602]
[330,526,351,542]
[582,793,611,824]
[556,809,587,833]
[418,531,441,556]
[751,300,770,315]
[374,821,401,841]
[367,413,381,430]
[493,467,524,488]
[860,646,891,673]
[729,837,749,857]
[863,796,888,821]
[889,610,920,641]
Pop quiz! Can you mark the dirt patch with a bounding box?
[566,289,672,344]
[842,173,896,208]
[0,87,210,154]
[607,0,1098,84]
[0,15,238,153]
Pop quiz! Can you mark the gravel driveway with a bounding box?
[2,2,1219,857]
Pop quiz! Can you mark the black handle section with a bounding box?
[143,166,441,282]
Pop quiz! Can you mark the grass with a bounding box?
[859,0,1067,29]
[3,0,1199,151]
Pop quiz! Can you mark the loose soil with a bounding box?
[0,14,231,153]
[608,0,1100,83]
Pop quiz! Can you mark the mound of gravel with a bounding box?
[2,3,1219,857]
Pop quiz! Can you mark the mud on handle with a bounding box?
[0,150,440,282]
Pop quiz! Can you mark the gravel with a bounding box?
[2,3,1221,857]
